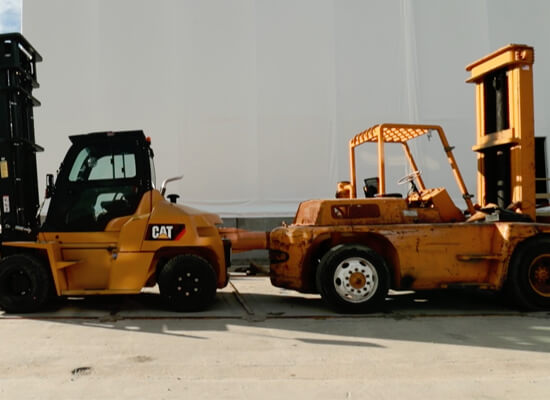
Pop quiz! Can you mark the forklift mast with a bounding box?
[466,44,537,219]
[0,33,43,242]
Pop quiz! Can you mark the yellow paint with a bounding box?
[3,189,227,295]
[0,160,8,178]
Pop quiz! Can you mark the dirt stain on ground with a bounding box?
[130,355,154,363]
[71,366,92,377]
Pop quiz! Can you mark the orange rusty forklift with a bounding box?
[0,33,237,313]
[268,44,550,312]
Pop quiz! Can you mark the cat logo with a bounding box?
[146,224,186,240]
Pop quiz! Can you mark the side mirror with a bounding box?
[45,174,54,199]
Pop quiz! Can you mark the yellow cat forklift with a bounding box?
[269,44,550,312]
[0,34,230,313]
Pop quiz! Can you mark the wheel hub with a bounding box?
[529,256,550,297]
[533,266,550,282]
[175,273,201,297]
[333,257,378,303]
[349,272,367,289]
[8,269,31,296]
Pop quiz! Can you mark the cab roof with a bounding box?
[349,123,441,147]
[69,130,147,145]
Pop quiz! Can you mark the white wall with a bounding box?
[23,0,550,216]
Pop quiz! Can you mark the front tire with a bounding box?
[157,254,217,312]
[506,237,550,310]
[316,244,389,313]
[0,254,53,313]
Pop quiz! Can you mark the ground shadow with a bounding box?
[2,284,549,353]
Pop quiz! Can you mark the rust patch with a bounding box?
[350,272,367,289]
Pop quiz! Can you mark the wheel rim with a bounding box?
[174,270,203,298]
[333,257,378,303]
[528,255,550,297]
[3,269,32,297]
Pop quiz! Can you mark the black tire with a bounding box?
[157,254,217,312]
[316,244,389,313]
[0,254,54,313]
[506,237,550,310]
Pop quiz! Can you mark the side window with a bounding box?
[89,153,136,180]
[114,154,136,179]
[57,141,142,231]
[68,146,136,182]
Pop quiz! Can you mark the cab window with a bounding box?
[45,139,144,232]
[69,147,136,182]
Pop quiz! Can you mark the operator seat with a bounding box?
[363,177,402,198]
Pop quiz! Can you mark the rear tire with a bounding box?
[0,254,53,313]
[157,254,217,312]
[316,244,389,313]
[506,237,550,310]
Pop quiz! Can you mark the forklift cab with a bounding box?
[43,131,154,232]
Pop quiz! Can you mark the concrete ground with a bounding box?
[1,275,550,399]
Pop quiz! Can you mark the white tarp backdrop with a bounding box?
[23,0,550,217]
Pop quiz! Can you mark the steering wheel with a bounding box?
[397,170,421,185]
